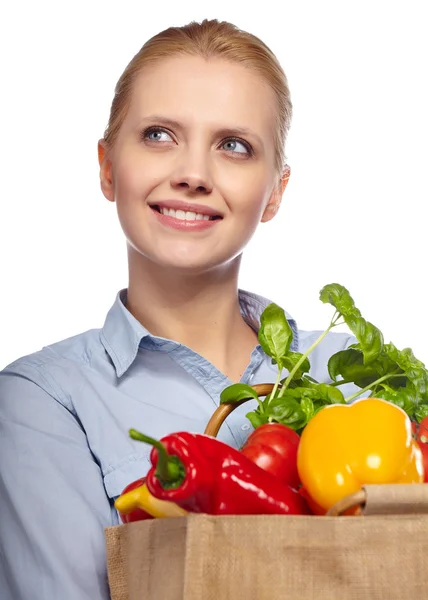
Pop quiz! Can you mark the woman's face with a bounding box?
[99,55,287,273]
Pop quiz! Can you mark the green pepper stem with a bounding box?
[129,429,184,484]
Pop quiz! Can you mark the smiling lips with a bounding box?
[150,200,223,231]
[157,207,213,221]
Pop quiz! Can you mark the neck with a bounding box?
[125,248,259,378]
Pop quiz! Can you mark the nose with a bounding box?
[170,150,213,195]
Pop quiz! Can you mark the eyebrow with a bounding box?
[139,115,264,146]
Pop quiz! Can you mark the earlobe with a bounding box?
[260,165,291,223]
[98,139,115,203]
[260,202,279,223]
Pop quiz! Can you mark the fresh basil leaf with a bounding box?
[319,283,383,365]
[384,343,428,400]
[316,383,346,404]
[319,283,358,316]
[328,348,387,388]
[245,411,267,429]
[258,303,293,367]
[415,404,428,423]
[283,383,345,405]
[266,397,307,431]
[283,375,318,389]
[283,388,318,400]
[281,352,311,380]
[328,348,362,381]
[348,317,384,366]
[220,383,259,404]
[300,396,315,420]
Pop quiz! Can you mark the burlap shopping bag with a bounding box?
[105,484,428,600]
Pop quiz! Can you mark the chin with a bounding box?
[152,246,242,275]
[128,236,244,275]
[155,253,225,274]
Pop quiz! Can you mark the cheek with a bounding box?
[112,152,165,199]
[113,159,140,197]
[228,171,273,216]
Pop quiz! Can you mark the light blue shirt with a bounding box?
[0,288,357,600]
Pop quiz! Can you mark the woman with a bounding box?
[0,19,356,600]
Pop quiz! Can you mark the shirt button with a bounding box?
[241,423,250,431]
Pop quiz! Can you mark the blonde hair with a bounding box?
[103,19,292,174]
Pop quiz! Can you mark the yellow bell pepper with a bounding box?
[297,398,424,511]
[114,483,188,519]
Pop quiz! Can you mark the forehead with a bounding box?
[126,55,277,133]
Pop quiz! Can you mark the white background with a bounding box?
[1,0,427,369]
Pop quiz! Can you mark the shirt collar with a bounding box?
[100,288,299,378]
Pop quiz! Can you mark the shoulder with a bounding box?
[0,327,106,412]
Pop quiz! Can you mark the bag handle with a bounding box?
[327,484,428,516]
[203,384,274,437]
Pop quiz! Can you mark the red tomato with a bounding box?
[241,423,301,489]
[118,477,154,523]
[415,418,428,483]
[418,417,428,440]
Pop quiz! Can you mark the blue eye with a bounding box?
[221,138,252,155]
[142,128,173,142]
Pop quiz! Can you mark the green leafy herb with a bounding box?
[258,303,293,370]
[319,283,384,365]
[220,283,428,430]
[245,411,268,429]
[220,383,260,404]
[281,352,311,380]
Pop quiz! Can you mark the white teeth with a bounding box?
[159,207,214,221]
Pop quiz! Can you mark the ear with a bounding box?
[98,139,115,203]
[261,164,290,223]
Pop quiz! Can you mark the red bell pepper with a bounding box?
[129,429,309,516]
[117,477,154,523]
[240,423,301,489]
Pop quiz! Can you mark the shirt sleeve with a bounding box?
[0,369,115,600]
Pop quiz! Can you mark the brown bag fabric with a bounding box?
[105,485,428,600]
